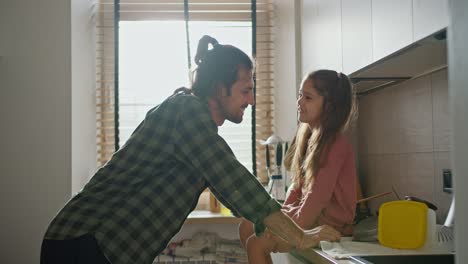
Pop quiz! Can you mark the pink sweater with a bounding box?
[282,134,357,236]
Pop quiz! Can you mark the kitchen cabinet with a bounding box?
[371,0,413,61]
[413,0,449,41]
[301,0,448,76]
[341,0,372,74]
[301,0,342,75]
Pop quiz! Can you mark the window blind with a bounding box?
[253,0,275,184]
[96,1,116,166]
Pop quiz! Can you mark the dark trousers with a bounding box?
[40,234,111,264]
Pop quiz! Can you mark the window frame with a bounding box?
[95,0,275,211]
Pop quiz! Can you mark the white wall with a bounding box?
[0,2,6,57]
[357,70,453,222]
[270,2,302,262]
[0,0,72,263]
[0,0,95,263]
[71,0,97,194]
[273,0,301,142]
[448,0,468,262]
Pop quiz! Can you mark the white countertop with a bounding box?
[290,239,454,264]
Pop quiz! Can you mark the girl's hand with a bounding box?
[299,225,341,249]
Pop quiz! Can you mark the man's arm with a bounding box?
[263,211,304,247]
[172,96,281,230]
[208,186,241,217]
[172,96,340,247]
[265,211,342,249]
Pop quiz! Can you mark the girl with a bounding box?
[239,69,358,263]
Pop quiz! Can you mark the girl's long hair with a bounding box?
[284,70,357,190]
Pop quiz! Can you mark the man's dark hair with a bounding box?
[190,35,254,98]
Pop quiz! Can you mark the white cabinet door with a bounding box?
[413,0,449,41]
[342,0,372,74]
[301,0,342,75]
[371,0,413,61]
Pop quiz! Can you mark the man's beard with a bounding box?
[219,101,244,124]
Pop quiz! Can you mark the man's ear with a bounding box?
[214,83,227,98]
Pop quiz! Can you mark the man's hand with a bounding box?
[264,211,342,250]
[299,225,341,249]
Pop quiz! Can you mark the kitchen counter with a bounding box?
[289,241,455,264]
[290,248,353,264]
[185,210,241,224]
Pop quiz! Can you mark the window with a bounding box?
[118,21,254,171]
[95,1,275,210]
[118,21,190,145]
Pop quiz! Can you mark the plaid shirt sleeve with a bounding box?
[208,185,241,217]
[173,95,281,234]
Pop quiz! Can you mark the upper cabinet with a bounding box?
[413,0,449,41]
[371,0,413,61]
[301,0,342,75]
[301,0,449,75]
[342,0,372,74]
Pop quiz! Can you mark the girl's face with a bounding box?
[297,79,324,128]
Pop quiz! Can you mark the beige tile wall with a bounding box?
[357,69,452,223]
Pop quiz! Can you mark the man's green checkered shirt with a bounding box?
[44,94,281,264]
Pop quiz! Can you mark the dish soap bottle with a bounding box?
[269,143,285,202]
[268,172,285,202]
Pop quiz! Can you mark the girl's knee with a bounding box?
[238,219,254,244]
[239,219,253,233]
[246,235,274,255]
[246,236,260,254]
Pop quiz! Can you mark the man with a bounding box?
[41,35,341,264]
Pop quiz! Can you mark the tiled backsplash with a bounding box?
[357,69,452,223]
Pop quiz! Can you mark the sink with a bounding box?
[350,254,454,264]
